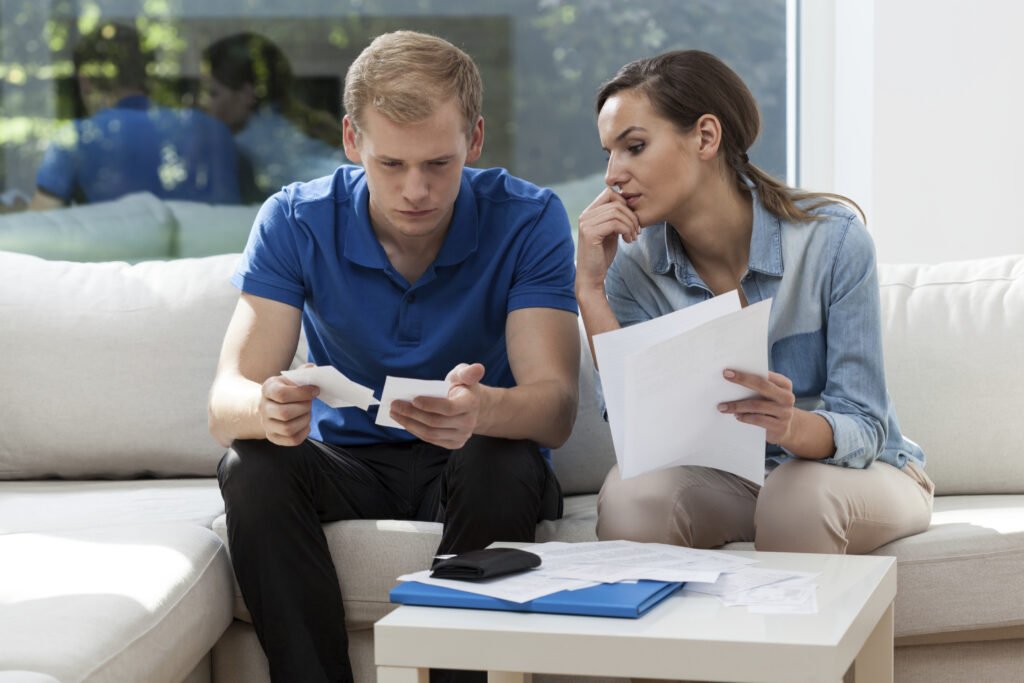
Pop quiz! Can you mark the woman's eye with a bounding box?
[628,142,646,154]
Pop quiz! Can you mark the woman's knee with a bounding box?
[596,467,688,544]
[754,460,847,553]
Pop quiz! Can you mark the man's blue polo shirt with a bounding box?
[36,95,241,204]
[232,165,578,447]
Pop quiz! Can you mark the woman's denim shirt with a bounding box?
[604,194,925,471]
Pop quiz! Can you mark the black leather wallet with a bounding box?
[430,548,541,581]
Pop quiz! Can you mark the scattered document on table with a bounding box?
[282,365,379,411]
[375,376,450,430]
[685,567,820,614]
[523,540,754,583]
[592,291,772,485]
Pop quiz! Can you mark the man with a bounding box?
[208,31,580,683]
[32,23,241,209]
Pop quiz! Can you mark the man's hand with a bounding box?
[259,371,320,446]
[389,363,487,450]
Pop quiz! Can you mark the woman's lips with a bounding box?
[621,193,641,207]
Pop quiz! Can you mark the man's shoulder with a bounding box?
[280,165,362,211]
[463,167,554,209]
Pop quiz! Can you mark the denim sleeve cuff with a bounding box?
[809,410,880,469]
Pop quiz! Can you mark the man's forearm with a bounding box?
[208,376,266,447]
[474,380,578,449]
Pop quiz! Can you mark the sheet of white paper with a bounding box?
[593,291,742,462]
[282,366,379,411]
[684,568,819,597]
[375,376,450,430]
[723,581,819,614]
[523,540,754,583]
[396,569,597,604]
[622,299,772,484]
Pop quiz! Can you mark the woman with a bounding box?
[576,50,934,554]
[201,32,344,200]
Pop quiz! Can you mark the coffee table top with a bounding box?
[375,550,895,682]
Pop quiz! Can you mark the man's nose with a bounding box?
[403,169,429,204]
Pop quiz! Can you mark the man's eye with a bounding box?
[381,160,401,168]
[429,160,450,167]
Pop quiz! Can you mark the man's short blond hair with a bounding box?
[343,31,482,138]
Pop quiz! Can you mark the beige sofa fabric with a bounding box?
[0,480,224,534]
[878,255,1024,495]
[0,251,240,479]
[0,524,233,683]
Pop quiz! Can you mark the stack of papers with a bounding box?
[396,540,819,614]
[592,290,772,485]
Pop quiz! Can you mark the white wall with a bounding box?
[801,0,1024,264]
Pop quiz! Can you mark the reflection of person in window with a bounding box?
[31,23,242,211]
[577,50,934,555]
[201,32,345,201]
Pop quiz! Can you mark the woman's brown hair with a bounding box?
[596,50,864,223]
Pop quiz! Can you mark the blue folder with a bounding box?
[390,579,682,618]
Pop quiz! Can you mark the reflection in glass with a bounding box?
[201,32,345,202]
[32,23,242,208]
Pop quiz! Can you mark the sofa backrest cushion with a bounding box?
[550,319,616,496]
[0,251,240,479]
[164,200,259,259]
[878,255,1024,495]
[0,193,174,262]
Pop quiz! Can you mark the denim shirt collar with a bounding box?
[650,182,784,283]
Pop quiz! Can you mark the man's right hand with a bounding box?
[259,374,320,446]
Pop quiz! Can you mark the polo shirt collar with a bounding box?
[650,182,784,281]
[343,171,479,270]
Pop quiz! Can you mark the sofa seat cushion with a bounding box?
[212,492,600,627]
[0,524,233,683]
[0,479,224,534]
[871,494,1024,638]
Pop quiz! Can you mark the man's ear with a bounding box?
[342,114,363,164]
[695,113,722,161]
[465,116,485,164]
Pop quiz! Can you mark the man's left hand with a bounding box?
[389,363,486,450]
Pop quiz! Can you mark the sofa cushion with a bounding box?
[550,319,616,496]
[0,192,174,261]
[0,524,233,683]
[0,251,240,479]
[878,255,1024,494]
[0,479,224,534]
[164,200,259,259]
[871,494,1024,637]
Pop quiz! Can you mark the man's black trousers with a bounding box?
[218,435,563,683]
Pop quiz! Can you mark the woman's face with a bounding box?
[597,89,704,227]
[200,74,254,132]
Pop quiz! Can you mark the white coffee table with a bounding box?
[375,550,895,683]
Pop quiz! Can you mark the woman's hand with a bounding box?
[575,187,641,294]
[718,369,796,445]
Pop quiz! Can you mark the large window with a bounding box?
[0,0,788,260]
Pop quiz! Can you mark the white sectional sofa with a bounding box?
[1,200,1023,683]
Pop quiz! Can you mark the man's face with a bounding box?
[343,99,484,244]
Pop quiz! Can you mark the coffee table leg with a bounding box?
[487,672,531,683]
[853,602,894,683]
[378,666,429,683]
